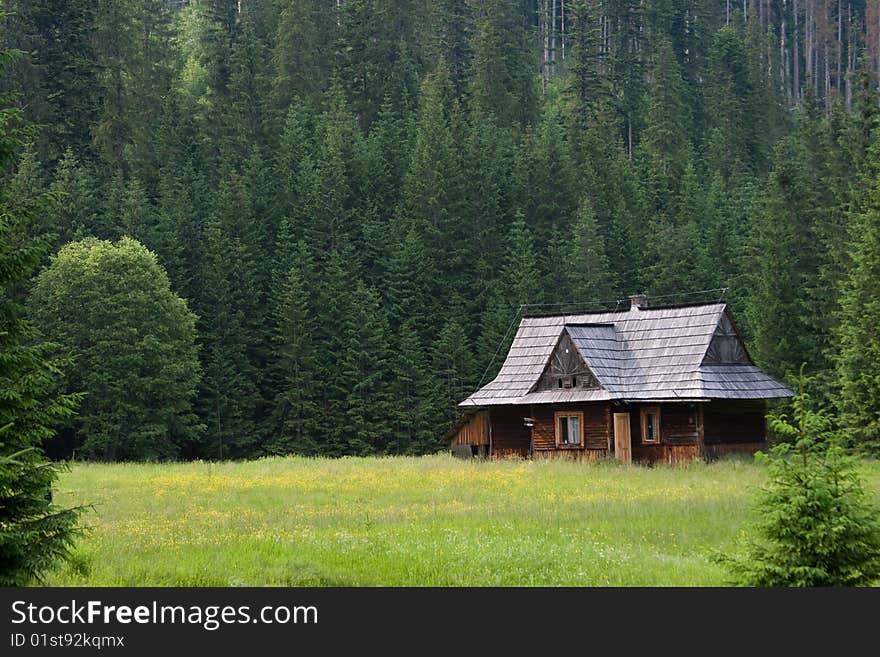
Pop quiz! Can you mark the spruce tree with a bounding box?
[431,317,474,440]
[468,0,538,128]
[390,319,434,454]
[0,82,83,583]
[265,265,320,456]
[746,138,820,379]
[836,170,880,453]
[719,375,880,586]
[500,212,541,308]
[340,281,393,455]
[567,199,614,303]
[196,174,264,459]
[48,148,97,247]
[271,0,333,110]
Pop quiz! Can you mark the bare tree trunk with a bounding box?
[806,0,812,91]
[825,1,832,107]
[846,0,853,110]
[782,0,790,103]
[541,0,550,93]
[838,0,843,98]
[561,0,566,62]
[794,0,801,102]
[627,117,632,160]
[550,0,558,78]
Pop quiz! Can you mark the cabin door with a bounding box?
[613,413,632,465]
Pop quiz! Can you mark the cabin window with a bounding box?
[554,411,584,447]
[641,407,660,444]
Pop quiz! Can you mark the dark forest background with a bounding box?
[3,0,880,460]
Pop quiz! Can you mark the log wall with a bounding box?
[451,411,489,446]
[489,406,531,458]
[632,444,701,465]
[531,401,611,459]
[477,399,769,463]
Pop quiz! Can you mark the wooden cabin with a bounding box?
[452,296,793,464]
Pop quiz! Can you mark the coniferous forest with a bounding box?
[3,0,880,461]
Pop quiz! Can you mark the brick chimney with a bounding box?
[629,294,648,310]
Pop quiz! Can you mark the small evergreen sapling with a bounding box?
[718,374,880,586]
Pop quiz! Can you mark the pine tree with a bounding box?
[431,317,474,441]
[460,113,514,302]
[48,148,97,247]
[419,0,472,99]
[340,281,393,455]
[746,137,819,379]
[271,0,333,110]
[399,64,468,293]
[305,92,360,258]
[500,212,541,308]
[311,247,354,456]
[638,37,694,216]
[705,25,766,180]
[836,170,880,453]
[0,80,83,583]
[335,0,417,128]
[0,0,99,160]
[390,319,434,454]
[567,199,614,303]
[468,0,538,128]
[196,175,263,459]
[384,225,434,334]
[567,0,614,128]
[718,374,880,586]
[512,108,579,251]
[265,264,320,456]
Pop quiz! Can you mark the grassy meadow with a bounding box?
[45,455,880,587]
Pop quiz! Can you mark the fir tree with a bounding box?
[0,80,83,583]
[431,317,474,440]
[836,169,880,453]
[468,0,538,128]
[340,281,393,455]
[265,264,320,456]
[48,148,97,247]
[567,199,614,303]
[390,319,434,454]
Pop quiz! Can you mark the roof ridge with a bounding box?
[521,300,727,319]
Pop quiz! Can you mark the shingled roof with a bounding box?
[460,301,793,407]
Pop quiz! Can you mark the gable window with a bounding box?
[555,411,584,447]
[641,407,660,444]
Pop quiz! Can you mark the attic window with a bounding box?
[555,411,584,447]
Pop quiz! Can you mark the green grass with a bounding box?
[44,454,880,586]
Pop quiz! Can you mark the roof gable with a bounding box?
[532,328,601,392]
[702,310,751,365]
